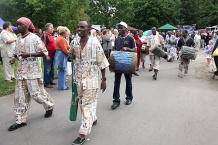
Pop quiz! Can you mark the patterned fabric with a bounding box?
[70,36,109,135]
[77,86,98,135]
[178,58,190,76]
[165,35,176,57]
[14,78,54,124]
[14,33,48,80]
[70,36,109,90]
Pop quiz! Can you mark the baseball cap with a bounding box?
[117,21,127,29]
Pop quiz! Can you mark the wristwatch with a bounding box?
[101,77,106,81]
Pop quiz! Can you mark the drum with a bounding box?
[141,45,149,55]
[149,45,172,62]
[180,46,197,60]
[149,45,166,58]
[108,51,137,74]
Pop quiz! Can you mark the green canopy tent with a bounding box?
[158,23,177,30]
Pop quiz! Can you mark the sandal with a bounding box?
[8,123,27,131]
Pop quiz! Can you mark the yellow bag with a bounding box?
[212,47,218,56]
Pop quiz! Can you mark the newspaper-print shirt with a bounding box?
[14,33,48,80]
[70,36,109,90]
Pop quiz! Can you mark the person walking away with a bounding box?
[69,21,109,145]
[111,21,136,110]
[177,30,195,77]
[8,17,54,131]
[41,23,57,88]
[0,21,17,82]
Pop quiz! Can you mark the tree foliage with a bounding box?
[0,0,217,32]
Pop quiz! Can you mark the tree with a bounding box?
[86,0,135,29]
[130,0,181,30]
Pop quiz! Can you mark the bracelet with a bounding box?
[101,77,106,81]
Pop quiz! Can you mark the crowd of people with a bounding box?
[0,17,218,145]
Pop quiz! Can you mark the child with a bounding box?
[204,40,214,66]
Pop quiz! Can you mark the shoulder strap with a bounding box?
[41,33,50,46]
[43,33,47,46]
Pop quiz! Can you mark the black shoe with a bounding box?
[65,87,69,90]
[134,73,139,76]
[93,120,97,126]
[125,100,132,105]
[8,123,27,131]
[153,75,157,80]
[111,102,120,110]
[44,109,53,118]
[72,137,85,145]
[149,68,153,71]
[136,68,139,71]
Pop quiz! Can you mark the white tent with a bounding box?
[91,25,101,31]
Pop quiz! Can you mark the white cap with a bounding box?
[118,21,127,28]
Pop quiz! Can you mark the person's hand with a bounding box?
[121,47,127,51]
[9,58,15,64]
[68,49,75,57]
[100,80,106,93]
[46,55,51,61]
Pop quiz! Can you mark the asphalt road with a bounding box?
[0,50,218,145]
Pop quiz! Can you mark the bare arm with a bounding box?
[100,68,106,93]
[6,38,16,44]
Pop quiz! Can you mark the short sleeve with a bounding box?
[1,31,10,43]
[177,38,183,48]
[129,36,136,48]
[35,35,48,55]
[96,41,109,70]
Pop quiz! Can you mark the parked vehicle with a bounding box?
[206,26,218,32]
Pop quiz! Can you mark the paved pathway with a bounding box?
[0,50,218,145]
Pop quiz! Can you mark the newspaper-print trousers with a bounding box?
[14,78,54,124]
[77,86,98,136]
[178,58,190,76]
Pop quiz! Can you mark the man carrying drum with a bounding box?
[147,27,165,80]
[177,30,195,77]
[111,21,136,110]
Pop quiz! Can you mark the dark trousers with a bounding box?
[113,73,133,104]
[214,56,218,75]
[43,57,54,86]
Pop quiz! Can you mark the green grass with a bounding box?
[0,61,17,96]
[0,58,58,97]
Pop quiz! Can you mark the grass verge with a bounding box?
[0,59,58,97]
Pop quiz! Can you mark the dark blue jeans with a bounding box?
[113,73,133,104]
[43,57,54,86]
